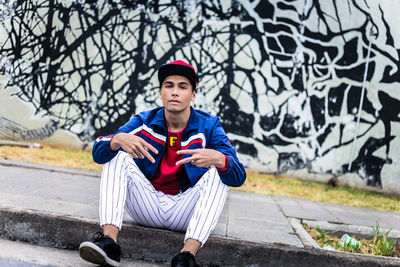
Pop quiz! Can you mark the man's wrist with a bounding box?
[216,155,229,172]
[110,134,120,152]
[216,154,227,169]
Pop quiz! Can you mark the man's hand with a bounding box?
[176,149,226,169]
[110,133,158,163]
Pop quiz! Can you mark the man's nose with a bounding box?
[171,86,179,94]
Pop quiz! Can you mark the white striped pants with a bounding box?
[99,151,229,246]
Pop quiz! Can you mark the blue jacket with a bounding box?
[92,107,246,190]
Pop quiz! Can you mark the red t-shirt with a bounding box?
[151,128,185,195]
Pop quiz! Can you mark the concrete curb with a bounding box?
[1,207,399,266]
[288,217,320,248]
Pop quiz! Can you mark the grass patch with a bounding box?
[0,144,102,172]
[1,144,399,213]
[303,222,397,257]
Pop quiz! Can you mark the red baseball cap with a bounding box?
[158,60,198,91]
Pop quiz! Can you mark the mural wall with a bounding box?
[1,0,399,194]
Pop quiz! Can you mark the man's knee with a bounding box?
[103,151,130,169]
[204,167,226,187]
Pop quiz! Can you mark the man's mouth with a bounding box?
[169,100,180,103]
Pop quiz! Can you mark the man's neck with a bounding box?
[164,108,191,132]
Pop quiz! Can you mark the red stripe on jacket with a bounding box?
[136,130,166,145]
[181,138,203,150]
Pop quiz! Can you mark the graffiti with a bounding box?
[0,0,399,190]
[0,117,59,140]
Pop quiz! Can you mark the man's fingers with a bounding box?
[130,138,158,163]
[140,147,155,163]
[130,151,140,159]
[142,140,158,154]
[177,149,196,155]
[176,157,194,166]
[132,143,155,163]
[139,142,157,163]
[126,144,155,163]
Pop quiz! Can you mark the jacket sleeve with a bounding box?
[208,118,246,187]
[92,115,143,164]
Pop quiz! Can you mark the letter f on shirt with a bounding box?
[170,136,178,147]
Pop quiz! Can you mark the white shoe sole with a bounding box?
[79,241,120,267]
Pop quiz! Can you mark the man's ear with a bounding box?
[191,91,196,102]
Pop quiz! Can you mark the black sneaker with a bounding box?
[171,251,200,267]
[79,232,121,267]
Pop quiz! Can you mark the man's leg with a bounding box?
[99,152,130,241]
[183,167,229,253]
[81,151,168,266]
[169,167,229,266]
[79,151,132,267]
[123,160,166,229]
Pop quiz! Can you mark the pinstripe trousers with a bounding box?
[99,151,229,246]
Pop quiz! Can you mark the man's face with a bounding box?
[160,75,195,114]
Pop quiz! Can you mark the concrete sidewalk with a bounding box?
[0,159,399,266]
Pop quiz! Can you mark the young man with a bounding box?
[79,60,246,266]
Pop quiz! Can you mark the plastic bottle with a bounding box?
[340,234,360,249]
